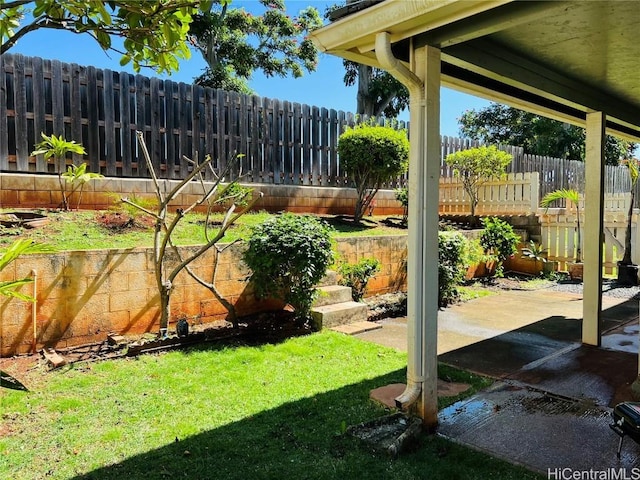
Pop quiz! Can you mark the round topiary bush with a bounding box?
[337,121,409,223]
[242,213,334,323]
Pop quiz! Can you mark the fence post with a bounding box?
[529,171,540,213]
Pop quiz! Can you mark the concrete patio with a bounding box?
[354,288,640,473]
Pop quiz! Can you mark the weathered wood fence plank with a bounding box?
[2,52,640,199]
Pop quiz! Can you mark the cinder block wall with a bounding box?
[0,236,407,357]
[0,173,404,216]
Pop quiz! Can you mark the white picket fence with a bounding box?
[539,193,636,274]
[439,172,540,215]
[438,172,637,275]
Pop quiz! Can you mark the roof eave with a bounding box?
[310,0,512,55]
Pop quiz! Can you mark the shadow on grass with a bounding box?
[324,215,380,234]
[69,367,537,480]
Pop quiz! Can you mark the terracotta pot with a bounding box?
[568,262,583,281]
[543,261,558,274]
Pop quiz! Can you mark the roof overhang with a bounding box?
[311,0,640,142]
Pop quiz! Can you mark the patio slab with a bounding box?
[353,288,640,474]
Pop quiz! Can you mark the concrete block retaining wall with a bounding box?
[0,173,404,216]
[0,235,408,357]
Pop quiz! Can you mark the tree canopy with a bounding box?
[444,145,513,218]
[342,61,409,118]
[458,103,634,165]
[189,0,322,94]
[325,1,408,118]
[0,1,203,74]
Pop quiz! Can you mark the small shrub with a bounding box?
[61,163,104,210]
[463,237,485,269]
[394,187,408,223]
[31,132,89,211]
[243,213,334,323]
[439,231,467,307]
[338,257,381,301]
[479,217,520,277]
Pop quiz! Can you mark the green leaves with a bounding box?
[338,120,410,222]
[458,102,635,165]
[540,188,582,262]
[521,240,548,263]
[540,188,579,209]
[191,1,323,93]
[31,132,87,162]
[243,213,334,322]
[0,239,56,302]
[445,145,513,216]
[1,1,198,74]
[438,231,467,306]
[338,257,380,302]
[479,217,520,276]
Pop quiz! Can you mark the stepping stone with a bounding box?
[331,320,382,335]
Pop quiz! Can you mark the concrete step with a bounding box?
[314,285,353,307]
[311,301,368,330]
[318,270,338,287]
[331,320,382,335]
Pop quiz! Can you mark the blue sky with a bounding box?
[8,1,490,137]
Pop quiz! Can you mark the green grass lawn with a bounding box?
[1,332,541,480]
[0,210,407,250]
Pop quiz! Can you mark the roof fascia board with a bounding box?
[310,0,511,54]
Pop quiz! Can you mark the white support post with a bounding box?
[417,45,441,427]
[583,111,605,346]
[402,44,440,427]
[375,35,440,427]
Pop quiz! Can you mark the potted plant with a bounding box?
[541,188,582,280]
[479,217,520,277]
[618,158,639,285]
[520,240,556,276]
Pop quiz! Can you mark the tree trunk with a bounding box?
[159,280,172,336]
[356,64,375,117]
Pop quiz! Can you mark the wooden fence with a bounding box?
[540,193,637,274]
[0,52,637,200]
[0,53,407,186]
[439,172,539,215]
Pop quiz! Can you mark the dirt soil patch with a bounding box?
[0,309,310,386]
[475,273,557,291]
